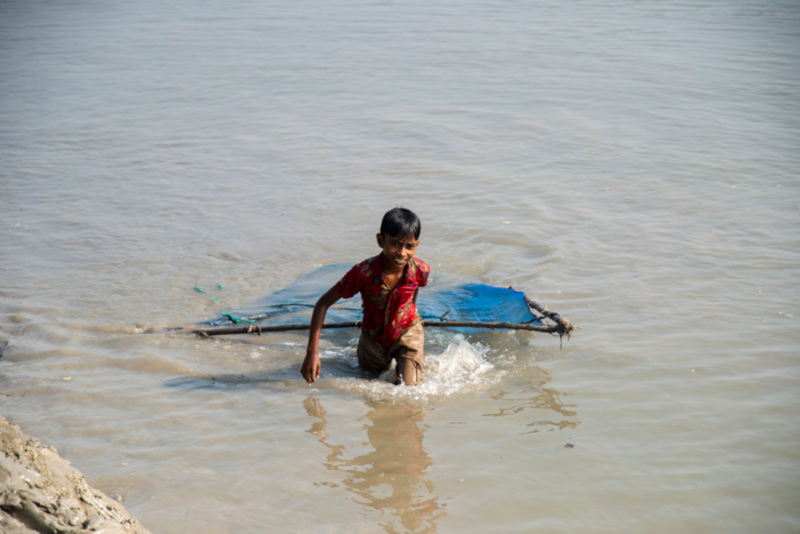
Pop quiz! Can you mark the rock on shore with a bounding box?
[0,417,151,533]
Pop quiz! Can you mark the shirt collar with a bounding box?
[375,254,415,284]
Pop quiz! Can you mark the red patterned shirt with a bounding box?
[336,255,430,349]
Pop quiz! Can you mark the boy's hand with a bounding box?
[303,285,340,384]
[301,351,320,383]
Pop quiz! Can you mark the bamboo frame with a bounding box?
[187,318,573,338]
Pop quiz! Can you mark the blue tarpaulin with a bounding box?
[196,263,544,329]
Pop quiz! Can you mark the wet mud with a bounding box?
[0,417,150,534]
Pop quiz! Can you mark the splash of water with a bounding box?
[335,335,501,402]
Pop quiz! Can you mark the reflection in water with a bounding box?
[304,396,446,533]
[483,368,580,434]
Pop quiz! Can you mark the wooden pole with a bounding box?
[187,319,568,337]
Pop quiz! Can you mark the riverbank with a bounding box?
[0,417,150,533]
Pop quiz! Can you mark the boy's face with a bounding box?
[377,233,420,270]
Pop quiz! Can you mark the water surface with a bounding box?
[1,0,799,532]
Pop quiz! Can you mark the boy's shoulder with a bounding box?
[345,255,381,278]
[356,254,381,270]
[408,257,430,283]
[410,257,429,271]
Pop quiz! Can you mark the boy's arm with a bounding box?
[301,285,342,384]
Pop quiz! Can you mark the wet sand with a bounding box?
[0,417,150,533]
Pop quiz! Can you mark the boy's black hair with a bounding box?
[380,207,421,239]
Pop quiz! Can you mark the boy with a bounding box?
[301,208,430,386]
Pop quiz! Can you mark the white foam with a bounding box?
[332,335,502,402]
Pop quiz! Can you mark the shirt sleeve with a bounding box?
[336,263,363,299]
[416,259,430,287]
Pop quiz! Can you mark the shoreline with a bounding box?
[0,416,150,533]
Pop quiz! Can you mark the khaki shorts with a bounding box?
[357,321,424,382]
